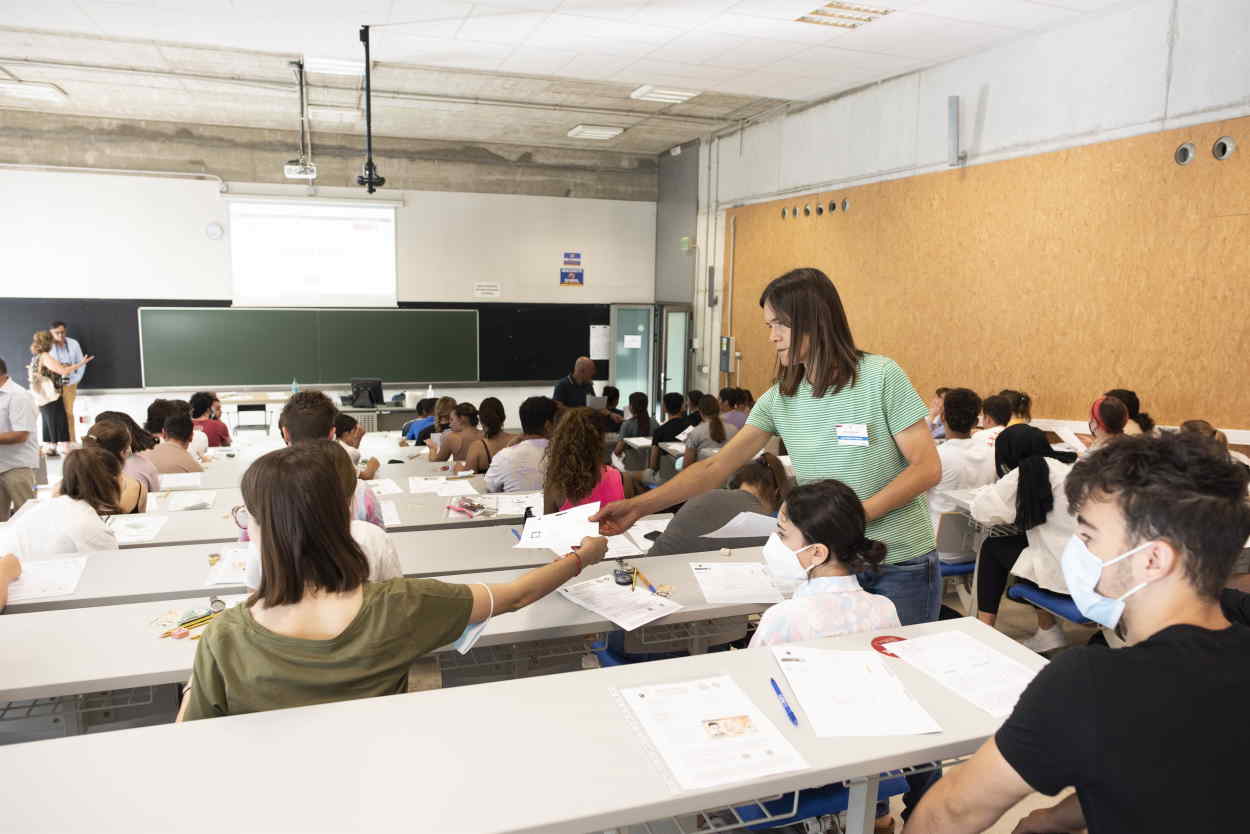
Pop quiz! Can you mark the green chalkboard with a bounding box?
[139,308,478,388]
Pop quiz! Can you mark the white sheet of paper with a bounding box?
[166,490,216,512]
[409,477,447,494]
[381,501,402,527]
[364,479,403,496]
[623,334,642,349]
[676,426,692,442]
[704,511,777,539]
[605,533,645,559]
[205,548,250,586]
[5,557,87,602]
[449,470,475,478]
[772,646,941,736]
[589,324,611,360]
[159,473,202,489]
[484,492,544,518]
[514,502,598,554]
[624,436,653,449]
[557,573,681,630]
[108,515,168,544]
[691,562,783,604]
[437,480,479,497]
[617,675,807,791]
[631,517,672,539]
[1054,427,1088,453]
[889,630,1042,718]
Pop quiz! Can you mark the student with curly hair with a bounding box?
[543,407,624,513]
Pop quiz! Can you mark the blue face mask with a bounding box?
[452,584,493,654]
[1060,536,1155,628]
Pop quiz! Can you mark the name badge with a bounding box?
[836,423,869,446]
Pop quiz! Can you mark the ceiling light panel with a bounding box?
[797,2,894,29]
[630,85,702,103]
[567,124,624,139]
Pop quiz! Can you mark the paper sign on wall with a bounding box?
[473,281,501,298]
[624,334,642,349]
[589,325,610,360]
[560,250,584,286]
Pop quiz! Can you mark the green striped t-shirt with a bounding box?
[747,354,935,564]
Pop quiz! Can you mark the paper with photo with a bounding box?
[617,675,807,791]
[160,473,202,490]
[772,646,941,737]
[514,502,598,554]
[166,490,216,512]
[108,515,168,544]
[205,548,250,586]
[557,573,681,631]
[381,501,402,528]
[5,557,87,602]
[691,562,783,604]
[889,630,1041,718]
[485,492,544,518]
[704,511,777,539]
[364,479,403,496]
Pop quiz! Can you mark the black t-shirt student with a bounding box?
[1220,588,1250,625]
[653,416,691,445]
[997,622,1250,834]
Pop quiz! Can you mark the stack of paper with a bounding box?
[160,473,203,490]
[889,630,1041,717]
[380,501,402,528]
[557,574,682,630]
[617,675,807,791]
[108,515,168,544]
[5,557,87,602]
[485,493,544,518]
[205,548,250,586]
[166,490,216,512]
[772,647,941,736]
[704,512,777,539]
[364,479,403,496]
[514,502,599,555]
[691,562,783,604]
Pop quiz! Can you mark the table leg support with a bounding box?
[845,773,881,834]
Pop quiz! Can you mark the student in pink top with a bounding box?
[544,407,625,513]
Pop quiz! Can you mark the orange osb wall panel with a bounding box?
[721,116,1250,428]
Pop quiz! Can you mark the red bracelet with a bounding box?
[568,551,583,575]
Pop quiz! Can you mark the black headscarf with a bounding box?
[994,424,1069,530]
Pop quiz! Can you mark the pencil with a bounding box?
[634,568,658,594]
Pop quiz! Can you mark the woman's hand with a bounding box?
[574,536,608,566]
[590,499,644,536]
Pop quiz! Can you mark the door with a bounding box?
[610,305,654,408]
[659,306,691,413]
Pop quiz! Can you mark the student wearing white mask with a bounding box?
[909,431,1250,834]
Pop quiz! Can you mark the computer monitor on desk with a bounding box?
[349,378,384,408]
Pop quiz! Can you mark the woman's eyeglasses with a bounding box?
[231,505,251,529]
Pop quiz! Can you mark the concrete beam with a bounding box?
[0,109,658,201]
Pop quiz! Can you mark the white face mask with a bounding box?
[1060,536,1155,629]
[762,533,817,582]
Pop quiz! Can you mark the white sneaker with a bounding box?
[1020,625,1067,654]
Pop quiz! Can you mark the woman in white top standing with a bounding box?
[0,447,119,560]
[682,395,739,469]
[971,425,1075,653]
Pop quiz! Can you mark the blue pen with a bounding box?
[770,678,799,727]
[511,528,522,541]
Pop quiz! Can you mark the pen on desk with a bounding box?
[770,678,799,727]
[445,504,474,518]
[634,567,658,594]
[511,528,522,541]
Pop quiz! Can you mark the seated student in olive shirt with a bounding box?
[178,442,608,721]
[909,431,1250,834]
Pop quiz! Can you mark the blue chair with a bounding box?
[734,775,909,830]
[1006,584,1092,625]
[940,562,974,579]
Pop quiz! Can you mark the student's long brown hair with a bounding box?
[83,420,132,465]
[697,394,726,444]
[242,442,369,608]
[543,407,603,505]
[61,447,122,514]
[759,268,864,398]
[728,452,791,514]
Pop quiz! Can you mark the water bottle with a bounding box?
[291,378,300,394]
[425,383,434,400]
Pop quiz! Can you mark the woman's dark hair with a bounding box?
[453,402,479,429]
[242,442,369,608]
[783,479,886,573]
[519,396,558,436]
[189,392,216,419]
[603,386,620,408]
[1066,431,1250,599]
[942,388,982,435]
[759,268,864,398]
[1090,396,1129,435]
[1180,419,1230,448]
[1105,388,1154,433]
[998,389,1032,421]
[729,452,791,514]
[697,394,726,444]
[333,412,358,438]
[61,447,122,514]
[995,424,1066,529]
[628,392,652,435]
[543,407,603,505]
[478,397,505,439]
[83,420,131,464]
[95,410,156,452]
[981,395,1012,428]
[417,397,436,417]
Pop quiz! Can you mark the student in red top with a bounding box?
[190,392,231,448]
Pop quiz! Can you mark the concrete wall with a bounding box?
[653,139,699,305]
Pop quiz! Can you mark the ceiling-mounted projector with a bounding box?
[284,159,317,179]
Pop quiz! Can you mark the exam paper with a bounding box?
[364,479,403,496]
[624,436,653,448]
[409,477,447,494]
[108,515,168,544]
[437,480,479,497]
[631,517,672,540]
[889,630,1042,718]
[772,646,941,737]
[205,548,249,586]
[690,562,783,604]
[1054,427,1088,453]
[165,490,216,512]
[617,675,807,791]
[557,573,682,631]
[605,533,645,559]
[704,511,777,539]
[381,501,402,528]
[514,502,598,554]
[484,493,544,518]
[5,557,87,602]
[160,473,203,490]
[676,426,692,442]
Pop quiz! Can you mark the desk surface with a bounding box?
[0,548,772,701]
[0,618,1044,834]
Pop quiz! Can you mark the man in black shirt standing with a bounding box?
[909,431,1250,834]
[552,357,596,408]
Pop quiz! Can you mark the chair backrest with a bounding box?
[935,511,976,557]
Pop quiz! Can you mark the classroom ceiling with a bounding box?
[0,0,1131,153]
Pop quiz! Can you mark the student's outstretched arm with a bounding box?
[467,537,608,621]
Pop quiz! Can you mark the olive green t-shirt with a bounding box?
[183,578,473,721]
[747,353,936,564]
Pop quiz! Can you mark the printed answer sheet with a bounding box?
[889,631,1042,717]
[772,647,941,737]
[515,502,599,555]
[165,490,216,512]
[617,675,807,791]
[704,512,777,539]
[364,479,403,496]
[205,548,249,586]
[557,574,681,630]
[690,562,783,604]
[108,515,168,544]
[5,557,87,602]
[381,501,402,528]
[483,493,544,517]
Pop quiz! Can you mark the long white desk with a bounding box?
[0,549,771,702]
[0,618,1044,834]
[168,448,446,491]
[4,518,674,614]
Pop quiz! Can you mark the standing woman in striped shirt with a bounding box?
[594,268,943,625]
